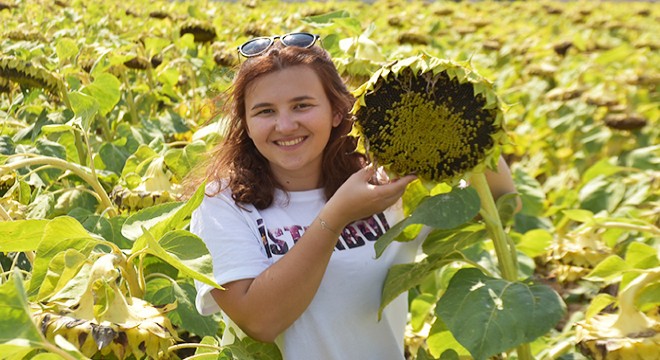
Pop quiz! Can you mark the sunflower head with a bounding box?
[180,20,217,43]
[0,56,62,96]
[351,54,507,185]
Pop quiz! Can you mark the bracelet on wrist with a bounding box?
[318,217,341,237]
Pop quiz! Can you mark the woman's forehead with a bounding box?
[245,66,325,103]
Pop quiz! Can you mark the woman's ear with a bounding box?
[332,113,342,127]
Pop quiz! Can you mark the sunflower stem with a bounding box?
[0,156,117,217]
[471,172,532,360]
[471,172,517,281]
[0,204,11,221]
[120,72,140,124]
[596,221,660,236]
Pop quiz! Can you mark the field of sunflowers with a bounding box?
[0,0,658,359]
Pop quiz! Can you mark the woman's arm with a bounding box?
[210,167,417,342]
[484,156,522,212]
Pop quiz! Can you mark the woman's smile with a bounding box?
[275,136,307,147]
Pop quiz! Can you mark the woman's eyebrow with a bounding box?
[250,102,272,111]
[250,96,316,111]
[289,95,315,103]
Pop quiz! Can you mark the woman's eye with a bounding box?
[254,109,274,116]
[294,103,312,110]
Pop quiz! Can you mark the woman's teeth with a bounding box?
[277,137,304,146]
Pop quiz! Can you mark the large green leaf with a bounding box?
[582,159,624,184]
[584,255,629,282]
[223,328,283,360]
[163,140,207,180]
[27,216,103,298]
[26,193,55,220]
[515,229,553,258]
[436,268,565,360]
[97,141,130,174]
[129,182,205,250]
[122,202,183,241]
[410,293,436,332]
[55,37,79,62]
[624,241,660,269]
[0,341,34,360]
[68,91,99,131]
[0,135,15,155]
[0,219,49,252]
[375,187,480,257]
[47,260,93,302]
[37,249,87,301]
[82,73,121,116]
[122,145,159,186]
[379,253,463,318]
[512,168,545,217]
[143,229,219,289]
[0,271,42,344]
[145,278,219,337]
[636,282,660,311]
[422,223,487,256]
[625,145,660,170]
[427,317,471,359]
[578,175,626,214]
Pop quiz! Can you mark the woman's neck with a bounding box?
[272,166,323,191]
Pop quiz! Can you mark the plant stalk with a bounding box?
[0,156,117,217]
[470,172,532,360]
[597,222,660,236]
[471,172,518,281]
[120,73,139,124]
[0,204,11,221]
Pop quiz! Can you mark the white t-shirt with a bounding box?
[193,185,421,360]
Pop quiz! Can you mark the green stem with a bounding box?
[471,173,517,281]
[121,73,139,124]
[471,172,532,360]
[168,342,223,353]
[125,249,148,298]
[40,337,83,360]
[144,272,177,283]
[0,156,117,217]
[0,203,11,221]
[73,130,87,167]
[597,222,660,236]
[95,114,113,143]
[544,336,575,359]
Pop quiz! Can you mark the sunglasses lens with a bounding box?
[238,33,320,58]
[281,33,317,48]
[240,38,273,56]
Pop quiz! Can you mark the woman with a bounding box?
[192,32,518,359]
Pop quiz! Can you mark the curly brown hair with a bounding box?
[185,42,364,209]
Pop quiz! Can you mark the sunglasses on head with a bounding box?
[237,32,321,58]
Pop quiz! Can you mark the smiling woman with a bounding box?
[184,34,517,360]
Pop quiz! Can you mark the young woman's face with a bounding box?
[244,65,341,191]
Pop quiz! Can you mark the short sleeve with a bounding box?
[192,192,271,316]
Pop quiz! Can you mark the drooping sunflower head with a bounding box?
[180,20,217,43]
[351,55,506,185]
[0,56,62,96]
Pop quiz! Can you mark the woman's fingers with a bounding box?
[329,168,417,224]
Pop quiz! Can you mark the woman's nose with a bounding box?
[275,113,299,132]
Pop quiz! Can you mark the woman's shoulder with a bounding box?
[199,180,252,212]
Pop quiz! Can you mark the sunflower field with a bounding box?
[0,0,658,359]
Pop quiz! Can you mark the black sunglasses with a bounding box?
[237,32,321,58]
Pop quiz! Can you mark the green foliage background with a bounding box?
[0,0,658,359]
